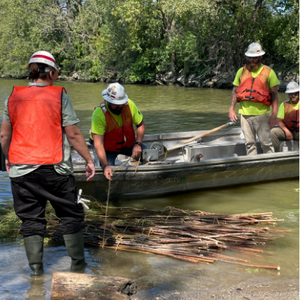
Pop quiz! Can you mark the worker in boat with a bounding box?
[271,81,299,152]
[90,82,145,180]
[0,50,95,276]
[229,42,279,155]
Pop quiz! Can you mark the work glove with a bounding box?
[77,189,90,210]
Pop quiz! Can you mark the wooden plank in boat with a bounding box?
[50,272,137,300]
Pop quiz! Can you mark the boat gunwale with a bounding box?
[81,128,243,146]
[141,128,242,141]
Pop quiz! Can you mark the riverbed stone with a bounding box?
[50,272,137,299]
[72,72,79,80]
[177,75,186,86]
[161,73,176,84]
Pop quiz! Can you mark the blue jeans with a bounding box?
[90,140,146,166]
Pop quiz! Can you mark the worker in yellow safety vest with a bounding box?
[271,81,299,151]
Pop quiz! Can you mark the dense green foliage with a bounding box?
[0,0,298,82]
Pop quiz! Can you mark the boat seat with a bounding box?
[183,142,248,161]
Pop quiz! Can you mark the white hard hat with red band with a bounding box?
[245,42,265,57]
[28,51,58,71]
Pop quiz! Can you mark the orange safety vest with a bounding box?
[236,65,272,106]
[283,101,299,132]
[8,85,65,164]
[99,102,135,152]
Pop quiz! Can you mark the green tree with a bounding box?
[0,0,298,82]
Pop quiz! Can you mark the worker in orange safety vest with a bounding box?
[271,81,299,152]
[229,42,279,155]
[1,50,95,276]
[90,83,146,180]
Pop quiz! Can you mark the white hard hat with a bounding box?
[245,42,265,57]
[102,89,109,101]
[285,81,299,94]
[103,83,128,105]
[28,50,58,71]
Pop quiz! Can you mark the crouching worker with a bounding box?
[90,83,146,180]
[0,51,95,276]
[271,81,299,151]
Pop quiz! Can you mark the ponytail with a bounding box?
[28,63,54,80]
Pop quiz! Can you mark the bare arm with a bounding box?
[269,86,279,128]
[278,118,293,140]
[229,86,238,122]
[93,134,113,180]
[0,120,11,158]
[132,120,145,159]
[0,120,12,172]
[64,124,95,181]
[136,120,145,142]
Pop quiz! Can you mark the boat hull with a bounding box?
[73,128,299,200]
[75,152,299,200]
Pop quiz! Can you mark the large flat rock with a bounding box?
[50,272,137,300]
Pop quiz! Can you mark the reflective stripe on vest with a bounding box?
[236,65,272,106]
[100,102,135,152]
[8,86,64,164]
[283,101,299,132]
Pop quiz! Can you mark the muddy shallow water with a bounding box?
[0,178,298,300]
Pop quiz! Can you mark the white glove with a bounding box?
[77,189,90,210]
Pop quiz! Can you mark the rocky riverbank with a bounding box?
[60,69,299,93]
[1,69,299,93]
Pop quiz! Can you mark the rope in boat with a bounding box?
[101,179,110,249]
[113,157,131,172]
[133,156,141,175]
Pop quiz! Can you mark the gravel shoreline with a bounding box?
[132,278,299,300]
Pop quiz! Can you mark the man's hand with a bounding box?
[229,109,238,123]
[132,144,142,160]
[278,119,293,141]
[268,114,278,129]
[5,159,11,173]
[85,162,95,181]
[284,129,293,140]
[103,165,113,180]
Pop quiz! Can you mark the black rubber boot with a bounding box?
[24,235,44,276]
[63,229,87,271]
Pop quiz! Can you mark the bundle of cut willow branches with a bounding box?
[46,206,288,270]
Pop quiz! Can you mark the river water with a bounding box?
[0,79,298,299]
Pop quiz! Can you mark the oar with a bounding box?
[166,121,235,152]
